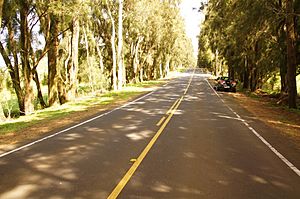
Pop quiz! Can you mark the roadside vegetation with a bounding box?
[0,0,195,124]
[0,79,165,136]
[197,0,300,109]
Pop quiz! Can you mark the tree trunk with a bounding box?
[277,1,288,93]
[0,19,26,114]
[133,37,143,83]
[140,66,144,82]
[280,56,288,92]
[57,78,67,105]
[228,65,235,80]
[0,41,25,115]
[215,50,219,76]
[33,70,47,108]
[123,58,126,85]
[243,56,250,89]
[105,0,117,90]
[68,17,80,99]
[117,0,123,90]
[96,41,105,73]
[83,25,94,92]
[159,63,163,78]
[164,57,171,77]
[56,33,69,105]
[250,67,258,92]
[20,1,34,115]
[286,0,297,108]
[48,14,59,106]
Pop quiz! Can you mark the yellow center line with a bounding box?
[166,99,179,115]
[107,96,184,199]
[156,116,166,126]
[184,69,195,95]
[107,69,195,199]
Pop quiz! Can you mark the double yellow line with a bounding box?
[107,97,183,199]
[156,98,180,127]
[107,69,195,199]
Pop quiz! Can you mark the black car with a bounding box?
[214,77,237,92]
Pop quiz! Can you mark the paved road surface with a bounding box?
[0,69,299,199]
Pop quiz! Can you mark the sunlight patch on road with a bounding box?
[183,152,196,159]
[178,186,202,195]
[126,130,154,141]
[125,125,138,131]
[179,126,187,130]
[231,167,245,174]
[152,182,172,193]
[271,180,290,189]
[83,127,105,133]
[218,180,229,186]
[184,95,202,101]
[250,175,268,184]
[124,107,156,116]
[62,133,83,141]
[0,184,36,199]
[112,124,124,129]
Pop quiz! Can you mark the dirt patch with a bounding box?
[229,92,300,146]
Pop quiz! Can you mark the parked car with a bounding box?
[214,76,237,92]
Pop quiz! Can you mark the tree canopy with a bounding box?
[0,0,195,117]
[198,0,300,108]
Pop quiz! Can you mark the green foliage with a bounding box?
[0,80,164,134]
[199,0,299,95]
[0,69,4,92]
[0,0,195,119]
[197,33,212,69]
[0,90,19,118]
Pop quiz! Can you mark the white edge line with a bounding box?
[0,90,156,158]
[206,79,300,177]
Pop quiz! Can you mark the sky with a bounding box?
[179,0,206,56]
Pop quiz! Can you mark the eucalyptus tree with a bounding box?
[0,1,24,114]
[0,0,195,118]
[103,0,118,90]
[34,0,60,106]
[117,0,124,90]
[0,0,49,115]
[47,0,90,102]
[123,0,192,82]
[286,0,297,108]
[123,0,160,82]
[199,0,299,108]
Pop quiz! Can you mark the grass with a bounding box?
[0,80,165,135]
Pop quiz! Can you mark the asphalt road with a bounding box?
[0,69,299,199]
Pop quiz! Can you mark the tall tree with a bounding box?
[20,0,35,115]
[105,0,117,90]
[68,17,80,100]
[48,14,59,106]
[286,0,297,108]
[199,0,299,108]
[117,0,124,90]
